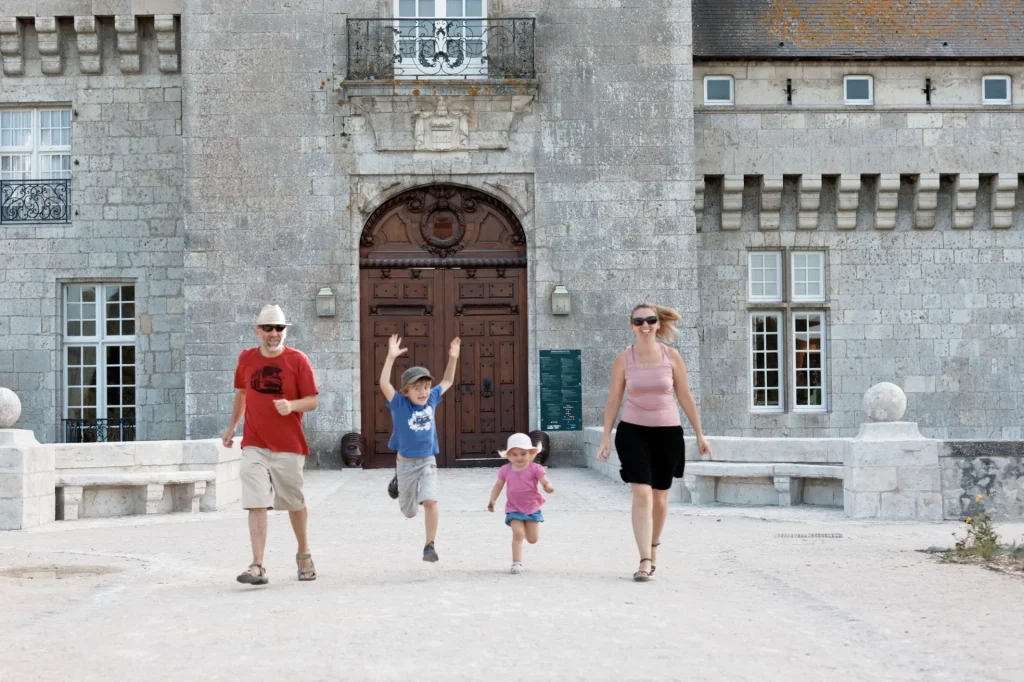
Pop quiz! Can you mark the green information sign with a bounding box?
[539,349,583,431]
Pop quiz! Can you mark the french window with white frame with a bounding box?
[791,251,825,302]
[0,109,71,180]
[793,312,826,411]
[750,312,783,411]
[394,0,487,78]
[63,284,137,443]
[748,252,783,302]
[747,250,829,413]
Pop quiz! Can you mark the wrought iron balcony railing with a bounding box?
[0,179,70,224]
[63,418,136,444]
[347,17,535,80]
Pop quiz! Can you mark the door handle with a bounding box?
[481,378,493,399]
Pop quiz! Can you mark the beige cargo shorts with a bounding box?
[240,446,306,511]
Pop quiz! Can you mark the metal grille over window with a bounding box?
[0,108,71,223]
[63,284,136,443]
[348,8,535,80]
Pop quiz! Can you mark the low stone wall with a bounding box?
[940,441,1024,520]
[584,427,846,506]
[1,430,243,529]
[54,438,242,515]
[584,426,1024,521]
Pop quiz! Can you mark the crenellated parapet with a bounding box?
[707,171,1022,231]
[0,15,180,76]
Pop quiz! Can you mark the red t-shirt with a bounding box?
[233,346,319,455]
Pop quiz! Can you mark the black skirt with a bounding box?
[614,421,685,491]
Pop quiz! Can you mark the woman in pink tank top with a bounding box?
[597,302,712,582]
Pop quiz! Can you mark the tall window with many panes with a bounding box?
[747,251,828,413]
[63,284,137,443]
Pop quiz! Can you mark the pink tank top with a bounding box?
[621,345,681,427]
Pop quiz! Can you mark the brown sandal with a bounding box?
[236,562,268,585]
[633,558,652,582]
[296,553,317,581]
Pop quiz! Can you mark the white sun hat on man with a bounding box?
[255,304,292,327]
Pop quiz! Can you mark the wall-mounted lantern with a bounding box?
[551,284,571,315]
[315,286,336,317]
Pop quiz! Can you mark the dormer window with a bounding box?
[844,75,873,105]
[983,75,1012,105]
[704,76,735,105]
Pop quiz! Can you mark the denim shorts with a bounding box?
[505,510,544,526]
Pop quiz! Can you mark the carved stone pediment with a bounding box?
[414,98,472,151]
[346,94,534,152]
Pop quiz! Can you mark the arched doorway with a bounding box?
[359,184,528,468]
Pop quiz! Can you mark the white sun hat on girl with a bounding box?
[498,432,541,458]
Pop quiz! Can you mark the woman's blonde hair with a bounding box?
[631,302,682,344]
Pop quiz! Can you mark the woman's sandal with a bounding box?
[633,558,652,582]
[296,553,317,581]
[236,562,268,585]
[650,542,661,577]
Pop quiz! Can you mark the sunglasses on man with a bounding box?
[259,325,287,332]
[631,316,659,327]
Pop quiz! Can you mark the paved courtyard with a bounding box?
[1,468,1022,681]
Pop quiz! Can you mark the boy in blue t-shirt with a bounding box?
[379,333,461,562]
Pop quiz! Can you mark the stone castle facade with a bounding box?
[2,0,1023,464]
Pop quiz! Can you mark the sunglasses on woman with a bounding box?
[631,316,658,327]
[259,325,287,332]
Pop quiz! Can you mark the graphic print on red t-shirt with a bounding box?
[233,346,318,455]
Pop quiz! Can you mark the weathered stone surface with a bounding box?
[0,388,21,428]
[862,383,907,422]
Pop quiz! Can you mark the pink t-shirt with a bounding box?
[497,462,546,514]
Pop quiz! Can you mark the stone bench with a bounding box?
[56,471,217,520]
[684,462,843,507]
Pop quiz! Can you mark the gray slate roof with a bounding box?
[693,0,1024,59]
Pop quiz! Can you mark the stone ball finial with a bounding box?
[0,387,21,428]
[862,382,907,422]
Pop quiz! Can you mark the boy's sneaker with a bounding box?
[510,562,523,575]
[387,473,399,500]
[423,543,439,562]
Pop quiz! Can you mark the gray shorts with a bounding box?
[396,455,438,518]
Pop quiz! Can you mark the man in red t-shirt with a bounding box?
[222,305,319,585]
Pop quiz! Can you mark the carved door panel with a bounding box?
[359,269,450,468]
[444,269,528,466]
[359,184,529,468]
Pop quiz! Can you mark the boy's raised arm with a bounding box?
[438,337,461,394]
[379,334,406,403]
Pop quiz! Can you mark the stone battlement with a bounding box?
[697,172,1023,232]
[0,13,179,76]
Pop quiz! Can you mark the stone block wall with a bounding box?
[180,0,697,464]
[0,11,184,442]
[940,441,1024,520]
[693,60,1024,440]
[181,3,345,457]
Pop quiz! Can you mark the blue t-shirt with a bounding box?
[386,385,443,458]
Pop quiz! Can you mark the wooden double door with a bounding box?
[360,267,528,467]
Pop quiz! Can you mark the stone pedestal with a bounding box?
[0,430,56,530]
[843,422,943,522]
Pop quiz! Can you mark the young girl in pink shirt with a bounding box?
[487,433,555,574]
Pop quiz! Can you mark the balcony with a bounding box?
[0,179,70,224]
[347,17,536,81]
[63,418,136,444]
